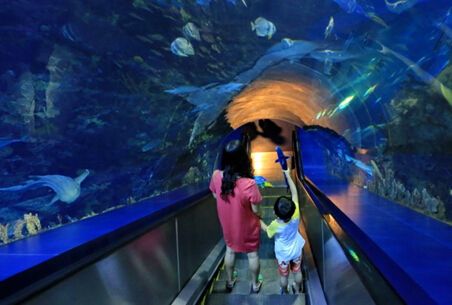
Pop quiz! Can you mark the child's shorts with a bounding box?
[277,256,302,277]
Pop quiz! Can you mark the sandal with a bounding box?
[251,274,263,294]
[225,278,236,293]
[225,270,238,293]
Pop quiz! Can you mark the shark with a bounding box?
[166,39,320,145]
[376,41,452,106]
[165,82,245,145]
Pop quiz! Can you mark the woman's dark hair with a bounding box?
[274,196,295,222]
[220,139,253,197]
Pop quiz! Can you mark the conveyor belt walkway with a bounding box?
[203,187,305,305]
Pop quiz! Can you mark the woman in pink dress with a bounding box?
[209,139,263,293]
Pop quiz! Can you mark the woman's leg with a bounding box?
[247,251,260,287]
[225,246,236,284]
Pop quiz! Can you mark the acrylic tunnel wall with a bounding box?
[0,0,451,245]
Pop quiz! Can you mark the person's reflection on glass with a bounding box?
[258,119,285,145]
[243,122,260,141]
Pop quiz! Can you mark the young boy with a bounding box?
[260,168,305,294]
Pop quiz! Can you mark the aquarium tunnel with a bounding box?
[0,1,451,305]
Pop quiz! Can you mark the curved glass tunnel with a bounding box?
[0,1,451,246]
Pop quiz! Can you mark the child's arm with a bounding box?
[260,219,268,232]
[283,169,298,205]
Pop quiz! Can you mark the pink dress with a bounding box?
[209,170,262,253]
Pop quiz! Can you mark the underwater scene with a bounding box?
[0,0,451,245]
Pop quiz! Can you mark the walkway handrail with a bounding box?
[292,130,404,305]
[0,184,211,305]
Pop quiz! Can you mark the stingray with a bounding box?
[0,169,90,204]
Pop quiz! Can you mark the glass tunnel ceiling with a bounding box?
[0,0,451,244]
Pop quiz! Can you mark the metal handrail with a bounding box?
[292,129,404,305]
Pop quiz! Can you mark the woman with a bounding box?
[209,139,263,293]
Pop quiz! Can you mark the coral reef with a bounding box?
[366,161,447,221]
[183,166,202,185]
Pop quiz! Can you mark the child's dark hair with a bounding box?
[274,196,295,222]
[220,139,253,198]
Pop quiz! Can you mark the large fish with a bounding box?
[377,41,452,106]
[235,39,319,84]
[0,170,90,204]
[165,82,245,145]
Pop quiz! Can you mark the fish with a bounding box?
[170,37,195,57]
[345,155,373,176]
[384,0,421,14]
[142,140,161,152]
[376,41,452,106]
[344,34,353,49]
[338,95,355,110]
[227,0,248,7]
[324,16,334,39]
[0,170,90,204]
[310,49,358,62]
[343,124,386,147]
[61,23,79,42]
[0,137,27,149]
[251,17,277,39]
[235,39,318,84]
[324,58,333,75]
[166,82,244,145]
[363,84,378,97]
[333,0,388,28]
[182,22,201,41]
[281,38,294,48]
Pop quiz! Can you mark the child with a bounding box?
[260,167,305,294]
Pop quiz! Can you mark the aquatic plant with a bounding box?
[0,224,9,244]
[14,220,26,240]
[24,213,41,235]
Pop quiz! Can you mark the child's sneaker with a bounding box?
[291,282,301,294]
